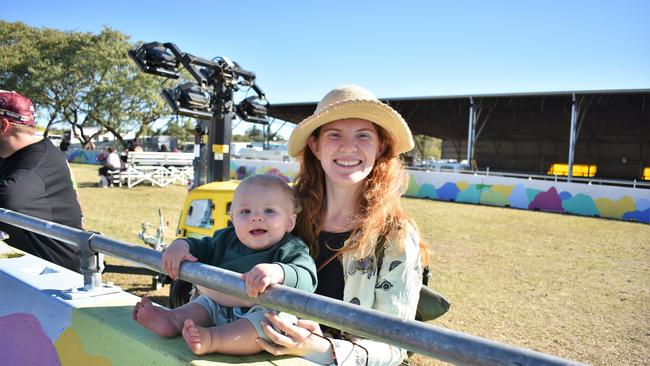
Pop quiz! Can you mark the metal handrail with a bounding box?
[0,208,583,365]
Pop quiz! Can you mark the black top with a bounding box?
[314,230,351,301]
[0,138,82,272]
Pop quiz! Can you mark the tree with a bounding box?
[0,21,74,135]
[413,134,442,161]
[244,125,265,142]
[0,21,169,147]
[164,116,194,142]
[232,134,250,142]
[84,31,171,147]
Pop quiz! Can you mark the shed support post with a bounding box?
[568,94,579,182]
[467,97,476,165]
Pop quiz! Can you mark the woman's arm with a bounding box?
[331,226,423,366]
[257,226,423,366]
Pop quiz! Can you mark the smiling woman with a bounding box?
[254,85,424,366]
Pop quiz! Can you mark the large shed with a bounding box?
[268,90,650,180]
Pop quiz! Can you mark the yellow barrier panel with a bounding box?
[547,163,597,177]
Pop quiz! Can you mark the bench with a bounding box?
[116,152,195,188]
[105,168,123,187]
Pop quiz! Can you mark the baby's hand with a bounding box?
[241,263,285,298]
[161,239,197,280]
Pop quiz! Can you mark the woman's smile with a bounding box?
[308,118,384,187]
[334,158,362,167]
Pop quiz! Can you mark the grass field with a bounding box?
[70,163,650,366]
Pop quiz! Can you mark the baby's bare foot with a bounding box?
[182,319,213,355]
[133,297,180,337]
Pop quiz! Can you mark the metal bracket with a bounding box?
[62,232,123,299]
[61,282,121,300]
[78,232,105,291]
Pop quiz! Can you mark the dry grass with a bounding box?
[404,199,650,366]
[72,163,186,304]
[71,163,650,365]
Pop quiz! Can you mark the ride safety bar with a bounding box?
[0,208,583,366]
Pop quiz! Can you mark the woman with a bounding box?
[256,85,425,365]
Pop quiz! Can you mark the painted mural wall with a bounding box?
[67,151,650,224]
[406,171,650,224]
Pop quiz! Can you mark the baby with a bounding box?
[132,174,317,355]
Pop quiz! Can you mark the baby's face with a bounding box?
[231,183,297,250]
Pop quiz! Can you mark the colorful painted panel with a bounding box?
[407,172,650,224]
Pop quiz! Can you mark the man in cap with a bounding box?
[0,90,82,272]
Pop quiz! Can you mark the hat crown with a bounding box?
[288,84,414,157]
[315,85,378,114]
[0,90,35,125]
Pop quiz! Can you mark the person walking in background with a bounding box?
[255,85,425,366]
[0,90,82,273]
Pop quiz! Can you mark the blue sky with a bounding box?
[2,0,649,135]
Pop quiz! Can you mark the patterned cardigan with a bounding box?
[329,225,423,366]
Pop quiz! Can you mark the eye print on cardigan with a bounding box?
[375,280,393,291]
[350,297,360,305]
[389,260,402,272]
[348,256,376,279]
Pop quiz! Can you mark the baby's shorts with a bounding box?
[192,295,298,342]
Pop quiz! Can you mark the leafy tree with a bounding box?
[0,21,169,147]
[232,134,250,142]
[244,125,265,142]
[0,21,75,135]
[164,116,194,142]
[413,134,442,161]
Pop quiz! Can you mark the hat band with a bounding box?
[0,108,34,123]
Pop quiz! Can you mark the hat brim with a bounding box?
[288,99,414,157]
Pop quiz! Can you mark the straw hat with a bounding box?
[287,85,414,157]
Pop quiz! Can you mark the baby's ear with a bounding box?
[287,213,297,232]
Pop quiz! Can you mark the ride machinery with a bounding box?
[129,42,268,306]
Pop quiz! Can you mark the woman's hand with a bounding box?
[256,313,335,364]
[161,239,197,280]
